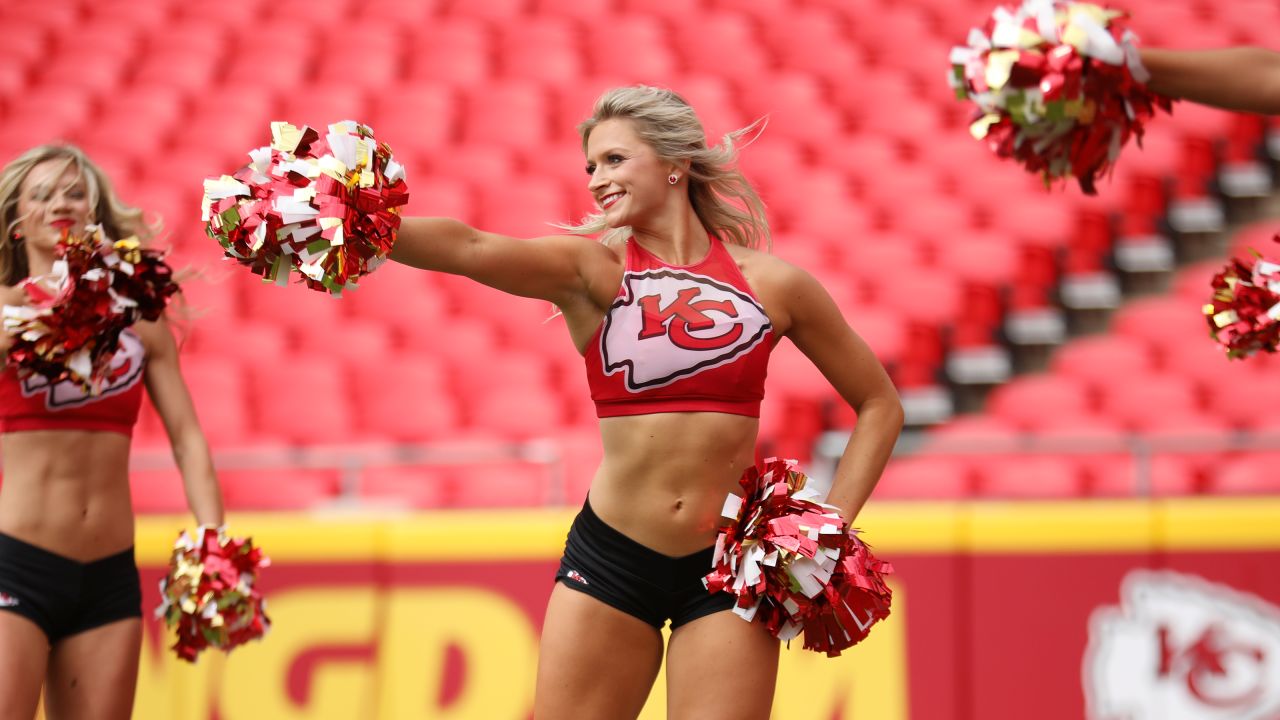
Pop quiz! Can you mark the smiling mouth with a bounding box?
[599,192,624,210]
[49,219,75,229]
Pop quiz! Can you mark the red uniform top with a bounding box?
[0,330,146,436]
[585,237,775,418]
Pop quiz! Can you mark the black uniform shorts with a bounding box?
[0,532,141,643]
[554,498,735,629]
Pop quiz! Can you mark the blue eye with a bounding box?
[585,164,596,175]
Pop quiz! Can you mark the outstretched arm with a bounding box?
[391,218,615,308]
[138,318,224,528]
[1142,46,1280,115]
[773,263,904,523]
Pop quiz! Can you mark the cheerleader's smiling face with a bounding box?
[16,159,93,257]
[585,118,677,229]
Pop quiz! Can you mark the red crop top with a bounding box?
[585,236,775,418]
[0,330,146,436]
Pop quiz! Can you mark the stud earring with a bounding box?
[668,173,679,185]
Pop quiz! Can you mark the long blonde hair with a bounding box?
[562,85,770,250]
[0,144,156,285]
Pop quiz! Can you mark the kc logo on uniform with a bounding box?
[600,268,771,391]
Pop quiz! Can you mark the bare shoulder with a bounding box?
[725,243,820,295]
[132,317,176,356]
[724,244,823,335]
[555,235,626,309]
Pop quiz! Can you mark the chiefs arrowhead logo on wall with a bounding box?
[20,331,145,409]
[1085,570,1280,720]
[600,268,771,391]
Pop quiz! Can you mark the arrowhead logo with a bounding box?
[1084,570,1280,720]
[600,268,771,391]
[21,330,145,409]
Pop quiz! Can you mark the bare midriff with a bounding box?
[0,430,136,561]
[590,411,758,557]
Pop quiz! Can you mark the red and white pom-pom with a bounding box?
[1205,235,1280,359]
[703,458,893,657]
[1,227,178,392]
[156,526,271,663]
[949,0,1173,194]
[202,120,409,295]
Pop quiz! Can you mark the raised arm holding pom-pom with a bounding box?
[389,86,903,719]
[1142,46,1280,115]
[0,145,226,720]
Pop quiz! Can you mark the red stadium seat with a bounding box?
[921,415,1022,454]
[984,375,1093,431]
[184,317,291,366]
[178,356,259,447]
[847,309,909,366]
[240,282,349,341]
[0,3,81,33]
[140,20,227,57]
[350,0,440,22]
[553,428,604,506]
[340,264,451,334]
[873,456,975,500]
[132,46,222,90]
[668,75,747,138]
[171,0,264,27]
[367,83,459,153]
[358,466,452,509]
[275,86,370,129]
[531,0,614,20]
[468,385,572,438]
[351,355,462,443]
[170,112,274,162]
[130,468,191,514]
[1050,336,1156,386]
[1088,454,1201,498]
[460,81,553,149]
[441,0,529,21]
[496,18,586,86]
[4,90,92,140]
[976,455,1088,498]
[927,233,1022,288]
[403,18,495,87]
[450,461,551,508]
[757,7,865,84]
[734,72,845,143]
[1139,412,1234,474]
[1173,259,1227,301]
[221,52,310,93]
[221,469,343,511]
[767,340,837,404]
[1205,453,1280,496]
[1096,376,1203,430]
[474,177,572,237]
[39,51,129,93]
[292,323,395,365]
[313,51,403,87]
[864,272,963,327]
[582,20,678,88]
[673,11,772,81]
[1110,296,1208,352]
[247,357,355,444]
[1228,218,1280,257]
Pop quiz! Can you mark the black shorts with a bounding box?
[554,499,735,629]
[0,532,141,643]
